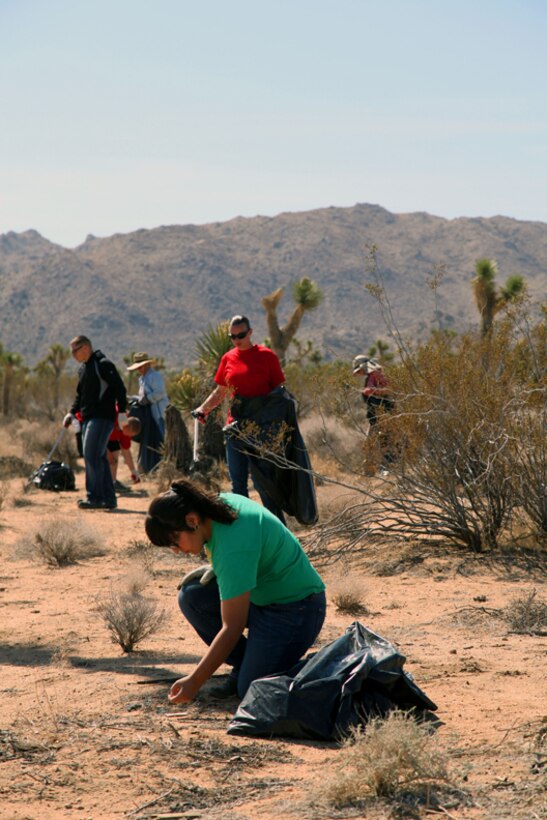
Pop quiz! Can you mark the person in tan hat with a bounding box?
[127,352,168,438]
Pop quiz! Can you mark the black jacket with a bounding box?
[70,350,127,422]
[229,386,318,525]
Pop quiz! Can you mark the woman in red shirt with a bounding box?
[195,315,286,521]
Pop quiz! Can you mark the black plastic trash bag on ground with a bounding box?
[227,621,437,741]
[30,460,76,492]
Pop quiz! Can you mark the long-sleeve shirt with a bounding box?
[362,369,389,398]
[139,367,168,426]
[70,350,127,422]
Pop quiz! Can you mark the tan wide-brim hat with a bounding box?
[127,352,156,371]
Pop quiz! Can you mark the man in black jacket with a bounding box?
[64,335,127,510]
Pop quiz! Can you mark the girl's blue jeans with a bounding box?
[178,578,326,698]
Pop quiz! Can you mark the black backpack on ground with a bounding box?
[30,460,76,492]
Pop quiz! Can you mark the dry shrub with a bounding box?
[301,413,366,477]
[322,710,452,806]
[0,455,33,479]
[316,489,357,521]
[124,566,153,596]
[330,576,369,616]
[11,495,33,508]
[504,589,547,635]
[12,481,35,507]
[125,538,156,574]
[30,518,106,567]
[153,459,185,493]
[308,323,546,554]
[510,401,547,538]
[96,587,166,652]
[22,421,80,470]
[0,480,8,510]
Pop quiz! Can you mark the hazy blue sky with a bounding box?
[1,0,546,247]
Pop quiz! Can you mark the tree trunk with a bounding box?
[280,303,306,355]
[261,288,285,359]
[163,405,193,471]
[261,288,307,363]
[2,370,12,417]
[201,415,226,461]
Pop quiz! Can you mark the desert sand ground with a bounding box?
[0,451,545,820]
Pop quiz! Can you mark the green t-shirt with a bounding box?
[205,493,325,606]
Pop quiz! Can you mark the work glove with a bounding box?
[117,412,128,426]
[63,413,75,428]
[71,417,81,433]
[177,565,215,590]
[192,408,207,424]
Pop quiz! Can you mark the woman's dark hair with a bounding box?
[145,478,237,547]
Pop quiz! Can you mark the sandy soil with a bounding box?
[0,456,545,819]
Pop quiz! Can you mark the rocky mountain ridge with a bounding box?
[0,203,545,369]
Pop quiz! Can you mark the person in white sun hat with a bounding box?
[127,352,169,438]
[352,355,395,472]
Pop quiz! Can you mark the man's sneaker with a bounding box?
[206,675,239,700]
[77,499,103,510]
[102,500,118,511]
[114,479,131,494]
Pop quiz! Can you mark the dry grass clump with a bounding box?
[330,576,369,616]
[125,538,159,576]
[96,587,166,652]
[124,566,153,596]
[321,710,453,808]
[0,455,33,479]
[11,481,35,507]
[0,480,8,511]
[12,494,33,508]
[503,589,547,635]
[29,518,106,567]
[302,414,365,478]
[22,421,79,469]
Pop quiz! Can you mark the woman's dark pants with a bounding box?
[178,578,326,698]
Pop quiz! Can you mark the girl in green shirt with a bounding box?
[146,479,326,702]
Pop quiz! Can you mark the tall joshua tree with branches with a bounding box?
[36,343,70,414]
[0,349,25,417]
[472,258,525,337]
[261,277,323,363]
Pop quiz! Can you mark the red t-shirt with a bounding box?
[215,344,285,421]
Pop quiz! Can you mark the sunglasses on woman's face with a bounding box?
[229,329,249,340]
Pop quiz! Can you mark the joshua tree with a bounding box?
[472,258,525,337]
[368,339,394,364]
[35,343,70,414]
[0,350,25,417]
[261,277,323,362]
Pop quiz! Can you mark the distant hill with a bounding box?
[0,203,545,369]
